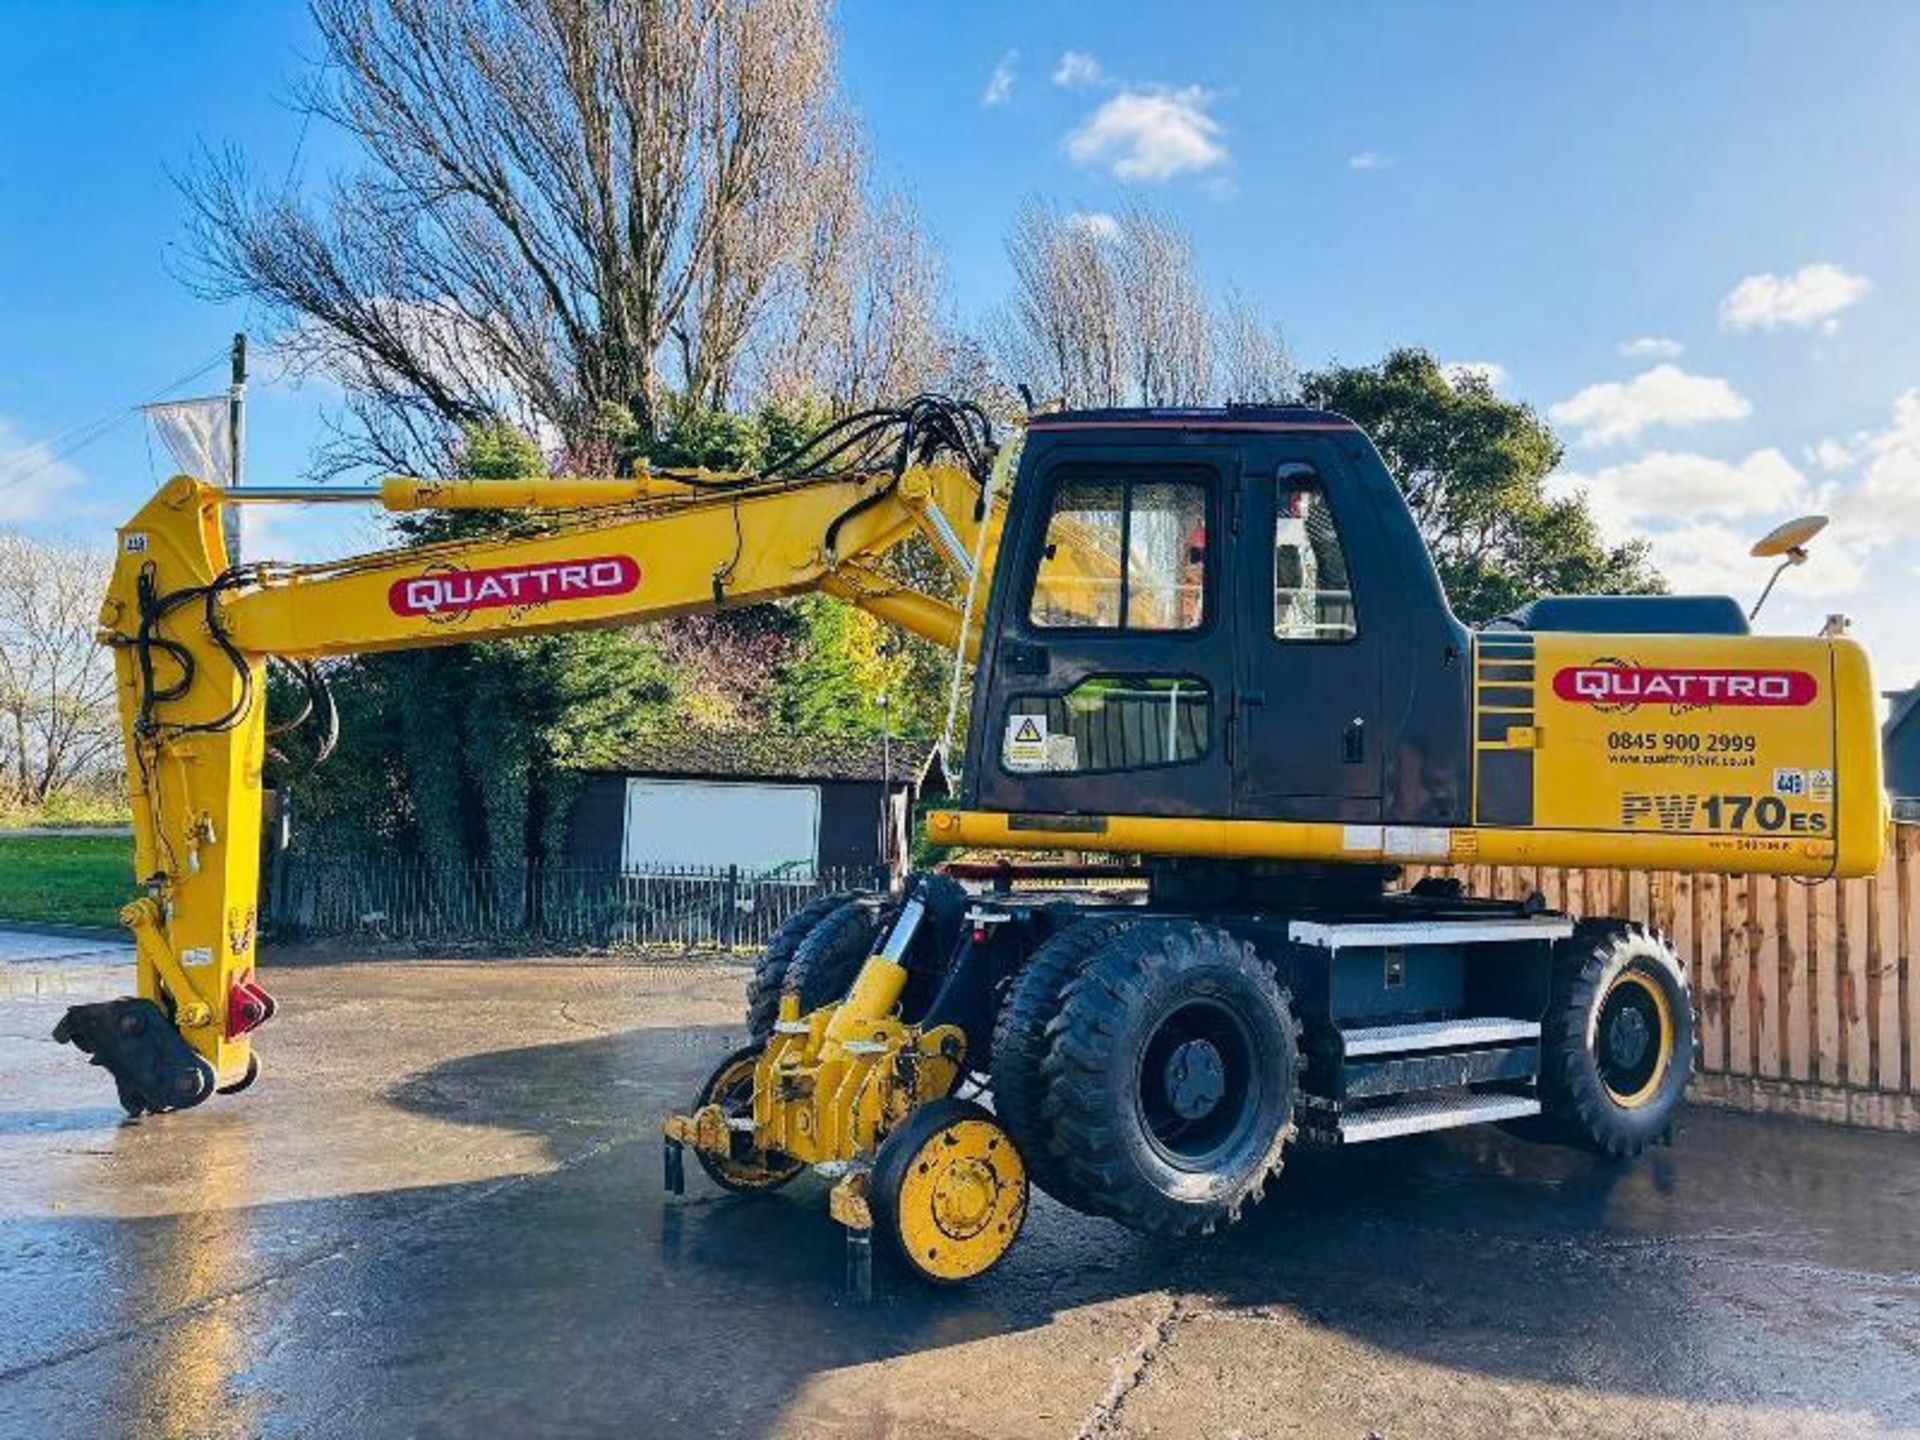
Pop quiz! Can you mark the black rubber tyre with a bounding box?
[869,1097,1028,1285]
[988,916,1134,1208]
[896,872,971,1021]
[780,874,971,1026]
[691,1044,804,1194]
[745,892,859,1041]
[781,898,889,1019]
[1040,921,1300,1235]
[1537,920,1696,1158]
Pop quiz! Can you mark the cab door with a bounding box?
[1233,451,1385,823]
[968,448,1237,820]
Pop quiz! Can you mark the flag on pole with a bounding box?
[142,394,234,486]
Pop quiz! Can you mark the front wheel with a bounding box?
[1538,922,1695,1158]
[1039,922,1299,1236]
[868,1098,1028,1285]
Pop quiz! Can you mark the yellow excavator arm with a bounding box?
[74,418,1013,1112]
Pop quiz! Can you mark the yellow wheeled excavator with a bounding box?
[58,396,1886,1293]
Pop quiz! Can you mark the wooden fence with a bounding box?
[1412,821,1920,1130]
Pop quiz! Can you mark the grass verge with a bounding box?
[0,835,134,928]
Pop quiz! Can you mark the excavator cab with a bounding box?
[964,408,1472,835]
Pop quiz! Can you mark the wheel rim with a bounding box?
[1595,969,1674,1109]
[700,1052,802,1190]
[1136,998,1259,1170]
[894,1117,1027,1281]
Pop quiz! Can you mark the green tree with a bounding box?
[1299,349,1661,622]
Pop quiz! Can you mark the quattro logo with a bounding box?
[389,556,640,618]
[1554,664,1815,709]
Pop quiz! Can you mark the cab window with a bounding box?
[1029,474,1207,631]
[1274,475,1356,641]
[1003,675,1212,774]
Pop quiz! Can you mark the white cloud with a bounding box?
[1065,210,1122,242]
[1548,448,1809,537]
[1547,364,1751,447]
[981,50,1017,107]
[1549,446,1865,604]
[1619,336,1683,359]
[1052,50,1105,90]
[1065,87,1228,182]
[1642,521,1861,600]
[0,416,87,523]
[1720,263,1871,334]
[1347,150,1386,171]
[1805,436,1855,473]
[1442,360,1507,390]
[1853,389,1920,539]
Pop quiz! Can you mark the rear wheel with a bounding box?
[1040,922,1299,1235]
[780,899,889,1019]
[1537,921,1694,1158]
[745,893,858,1042]
[781,874,971,1026]
[988,916,1132,1209]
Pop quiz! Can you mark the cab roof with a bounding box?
[1025,404,1359,435]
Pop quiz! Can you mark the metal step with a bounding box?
[1289,915,1572,951]
[1336,1091,1541,1144]
[1340,1016,1541,1057]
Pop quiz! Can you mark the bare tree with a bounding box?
[185,0,937,473]
[994,198,1127,409]
[1213,285,1294,404]
[753,188,953,412]
[1114,206,1213,405]
[0,532,119,809]
[990,198,1293,410]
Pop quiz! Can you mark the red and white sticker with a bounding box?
[1553,665,1816,708]
[389,556,640,618]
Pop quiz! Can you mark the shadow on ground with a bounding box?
[5,1012,1918,1438]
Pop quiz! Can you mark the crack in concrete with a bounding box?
[1076,1295,1189,1439]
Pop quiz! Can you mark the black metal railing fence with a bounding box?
[268,855,889,950]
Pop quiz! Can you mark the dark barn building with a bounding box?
[565,729,939,880]
[1885,686,1920,820]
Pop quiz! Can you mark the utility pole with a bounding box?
[224,333,247,563]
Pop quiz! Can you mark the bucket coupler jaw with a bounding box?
[53,997,216,1116]
[52,897,275,1117]
[661,896,966,1265]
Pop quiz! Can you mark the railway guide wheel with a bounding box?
[868,1098,1028,1285]
[689,1044,804,1194]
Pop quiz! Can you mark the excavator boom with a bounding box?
[72,402,1009,1113]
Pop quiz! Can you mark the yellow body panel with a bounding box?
[931,629,1886,880]
[1481,631,1883,877]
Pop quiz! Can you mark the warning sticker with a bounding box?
[1005,713,1050,771]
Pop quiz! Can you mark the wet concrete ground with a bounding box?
[2,935,1917,1438]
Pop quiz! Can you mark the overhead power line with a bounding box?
[0,348,230,498]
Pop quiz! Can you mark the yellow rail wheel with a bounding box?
[1538,922,1696,1158]
[691,1045,804,1195]
[870,1098,1028,1285]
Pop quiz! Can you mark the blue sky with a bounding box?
[4,2,1919,676]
